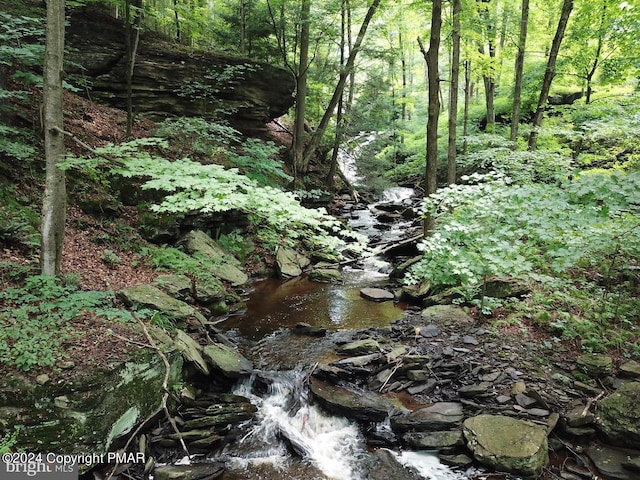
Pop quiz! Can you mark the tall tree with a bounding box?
[301,0,382,170]
[125,0,142,138]
[418,0,442,235]
[510,0,529,143]
[447,0,461,184]
[292,0,310,179]
[528,0,573,151]
[41,0,66,276]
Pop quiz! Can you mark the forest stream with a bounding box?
[193,188,493,480]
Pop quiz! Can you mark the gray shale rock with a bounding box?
[597,382,640,448]
[463,414,548,477]
[309,378,394,422]
[391,402,464,433]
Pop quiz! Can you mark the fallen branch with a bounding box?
[105,314,189,480]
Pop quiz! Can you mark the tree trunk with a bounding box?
[125,0,141,138]
[463,59,471,154]
[41,0,66,276]
[585,0,606,104]
[240,0,247,55]
[528,0,573,151]
[510,0,529,144]
[292,0,310,180]
[301,0,381,169]
[173,0,181,42]
[418,0,442,236]
[326,0,348,189]
[447,0,461,185]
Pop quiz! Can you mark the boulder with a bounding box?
[421,305,472,324]
[597,382,640,448]
[118,284,206,325]
[275,246,310,278]
[309,378,393,422]
[586,445,638,480]
[155,274,192,300]
[180,230,248,286]
[403,430,465,449]
[309,263,342,283]
[576,353,614,377]
[360,287,395,302]
[480,276,530,299]
[463,414,548,476]
[202,343,253,378]
[620,360,640,379]
[337,339,381,356]
[391,403,464,433]
[173,330,210,375]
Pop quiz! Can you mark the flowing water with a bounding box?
[214,188,475,479]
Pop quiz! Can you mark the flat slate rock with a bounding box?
[309,378,393,422]
[360,287,395,302]
[391,402,464,433]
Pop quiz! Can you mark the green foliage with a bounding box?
[101,249,122,267]
[0,276,135,371]
[0,185,40,250]
[0,426,20,454]
[64,139,362,255]
[228,138,290,186]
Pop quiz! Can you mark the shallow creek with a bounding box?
[213,188,485,480]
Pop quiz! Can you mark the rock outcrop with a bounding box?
[65,7,294,131]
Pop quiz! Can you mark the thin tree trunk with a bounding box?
[292,0,310,180]
[418,0,442,236]
[463,59,471,154]
[240,0,247,55]
[510,0,529,144]
[326,0,348,188]
[585,0,606,104]
[528,0,573,151]
[173,0,181,42]
[447,0,461,185]
[301,0,381,169]
[41,0,66,276]
[125,0,141,138]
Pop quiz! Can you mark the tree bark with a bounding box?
[418,0,442,236]
[528,0,573,151]
[301,0,381,170]
[125,0,141,138]
[510,0,529,144]
[463,59,471,154]
[41,0,66,276]
[447,0,461,185]
[292,0,310,180]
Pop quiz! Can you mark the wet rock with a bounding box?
[291,322,327,337]
[459,384,490,398]
[337,339,381,356]
[202,343,253,378]
[275,246,310,278]
[586,445,638,480]
[180,230,248,285]
[362,449,423,480]
[391,402,464,432]
[309,378,393,422]
[360,287,395,302]
[620,360,640,379]
[439,453,473,468]
[576,353,614,377]
[597,382,640,448]
[403,430,464,449]
[173,330,210,375]
[308,263,342,283]
[463,414,548,476]
[153,462,225,480]
[333,353,381,369]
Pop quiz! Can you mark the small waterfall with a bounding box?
[225,372,367,480]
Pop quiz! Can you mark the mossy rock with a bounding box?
[118,284,207,325]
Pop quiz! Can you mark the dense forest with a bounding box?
[1,0,640,477]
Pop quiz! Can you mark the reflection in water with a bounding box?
[221,275,407,340]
